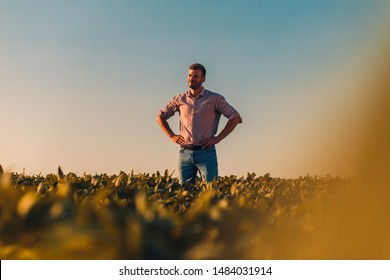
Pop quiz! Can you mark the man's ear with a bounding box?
[202,76,206,83]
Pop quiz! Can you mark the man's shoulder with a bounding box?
[177,91,188,98]
[170,91,188,102]
[205,90,225,100]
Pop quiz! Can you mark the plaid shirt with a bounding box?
[157,88,242,145]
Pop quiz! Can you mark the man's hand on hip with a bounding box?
[200,137,220,149]
[170,135,185,146]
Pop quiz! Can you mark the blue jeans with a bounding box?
[178,145,218,184]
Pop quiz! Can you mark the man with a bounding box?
[156,63,242,184]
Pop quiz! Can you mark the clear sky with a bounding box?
[1,0,389,177]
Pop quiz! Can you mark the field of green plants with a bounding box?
[0,165,348,259]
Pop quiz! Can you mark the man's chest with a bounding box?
[179,98,217,118]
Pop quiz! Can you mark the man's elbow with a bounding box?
[156,115,165,123]
[232,115,242,124]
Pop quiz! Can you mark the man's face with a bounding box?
[187,69,205,90]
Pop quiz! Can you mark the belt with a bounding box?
[182,145,204,151]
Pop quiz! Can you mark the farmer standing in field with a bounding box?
[156,63,242,184]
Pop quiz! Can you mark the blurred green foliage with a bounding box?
[0,166,347,259]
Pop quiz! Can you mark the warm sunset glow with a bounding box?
[1,1,389,180]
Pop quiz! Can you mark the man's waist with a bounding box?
[181,144,216,151]
[181,144,204,150]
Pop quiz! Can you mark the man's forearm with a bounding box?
[156,116,185,146]
[156,116,175,138]
[215,116,241,143]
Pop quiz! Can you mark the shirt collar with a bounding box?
[187,87,206,99]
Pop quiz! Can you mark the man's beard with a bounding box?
[189,82,200,90]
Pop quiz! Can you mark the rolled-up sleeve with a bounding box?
[156,97,179,120]
[216,96,242,123]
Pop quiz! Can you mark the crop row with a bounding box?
[0,166,347,259]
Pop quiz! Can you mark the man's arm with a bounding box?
[156,116,185,146]
[200,115,242,149]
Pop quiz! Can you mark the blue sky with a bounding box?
[1,0,389,177]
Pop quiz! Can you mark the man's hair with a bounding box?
[189,63,206,77]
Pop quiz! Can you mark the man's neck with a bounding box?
[189,87,203,98]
